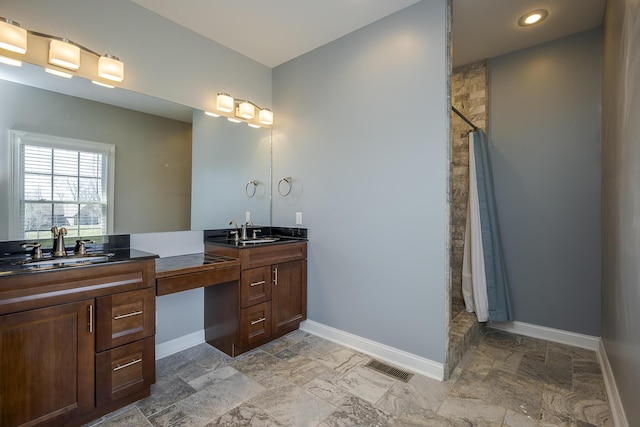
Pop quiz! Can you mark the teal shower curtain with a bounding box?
[463,130,513,322]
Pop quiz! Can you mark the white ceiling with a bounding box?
[130,0,606,69]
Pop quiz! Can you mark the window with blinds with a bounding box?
[11,131,115,240]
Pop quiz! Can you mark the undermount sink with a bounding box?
[16,253,114,267]
[239,237,279,245]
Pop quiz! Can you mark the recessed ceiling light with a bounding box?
[518,9,548,27]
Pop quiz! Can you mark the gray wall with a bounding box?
[272,0,449,363]
[489,29,602,336]
[602,0,640,424]
[0,80,192,238]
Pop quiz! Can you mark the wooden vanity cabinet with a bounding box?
[205,241,307,356]
[0,259,156,427]
[0,299,95,427]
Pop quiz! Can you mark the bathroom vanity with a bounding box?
[203,227,307,356]
[0,239,157,427]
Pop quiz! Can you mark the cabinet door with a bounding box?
[0,300,95,427]
[271,260,307,335]
[95,287,156,352]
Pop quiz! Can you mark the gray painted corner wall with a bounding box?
[272,0,449,363]
[601,0,640,424]
[0,80,192,238]
[489,29,602,336]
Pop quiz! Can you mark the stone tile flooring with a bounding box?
[86,329,613,426]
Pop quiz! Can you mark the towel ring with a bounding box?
[245,180,259,198]
[278,176,292,197]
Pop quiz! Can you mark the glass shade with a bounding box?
[98,55,124,82]
[259,109,273,125]
[238,101,255,119]
[0,19,27,54]
[49,39,80,70]
[217,93,234,112]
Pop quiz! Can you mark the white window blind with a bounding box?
[11,131,115,240]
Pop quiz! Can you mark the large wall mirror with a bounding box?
[0,62,272,241]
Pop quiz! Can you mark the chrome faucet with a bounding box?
[51,226,68,257]
[229,220,240,242]
[241,220,253,240]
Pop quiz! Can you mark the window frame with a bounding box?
[9,130,115,240]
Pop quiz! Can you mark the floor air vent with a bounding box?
[365,360,413,382]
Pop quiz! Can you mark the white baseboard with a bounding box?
[488,321,600,351]
[300,320,444,381]
[155,329,205,360]
[598,340,629,427]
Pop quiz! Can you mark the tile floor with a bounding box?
[86,328,613,426]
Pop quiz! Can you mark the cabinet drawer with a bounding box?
[240,302,271,347]
[240,267,272,308]
[156,265,240,296]
[96,287,155,351]
[96,337,155,407]
[239,242,307,269]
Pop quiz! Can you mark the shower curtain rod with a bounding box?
[451,105,478,131]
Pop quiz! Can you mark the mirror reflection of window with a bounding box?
[10,130,114,240]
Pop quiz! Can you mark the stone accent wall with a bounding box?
[450,60,488,318]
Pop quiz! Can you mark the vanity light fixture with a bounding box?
[0,18,27,54]
[98,54,124,82]
[518,9,548,26]
[0,18,125,86]
[48,38,80,70]
[217,93,234,112]
[238,100,255,119]
[208,92,274,128]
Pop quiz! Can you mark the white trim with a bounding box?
[155,329,205,360]
[488,321,600,351]
[598,340,629,427]
[300,320,444,381]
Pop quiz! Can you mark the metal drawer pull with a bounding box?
[250,280,266,287]
[250,317,266,325]
[114,358,142,372]
[89,304,93,333]
[114,310,143,320]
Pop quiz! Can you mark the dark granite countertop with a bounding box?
[155,252,240,279]
[0,235,158,277]
[204,226,307,248]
